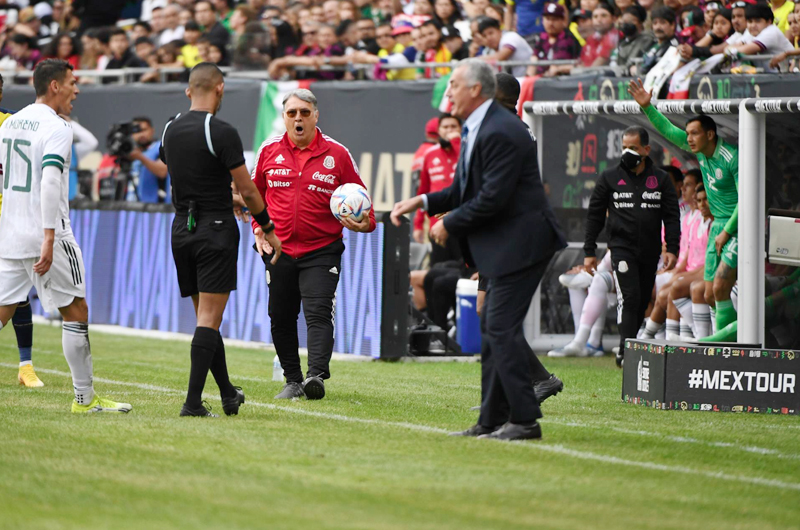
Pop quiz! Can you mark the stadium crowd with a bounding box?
[0,0,797,83]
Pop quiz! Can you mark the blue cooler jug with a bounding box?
[456,279,482,354]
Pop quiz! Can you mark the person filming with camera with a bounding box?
[124,116,169,203]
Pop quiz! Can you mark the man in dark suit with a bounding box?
[391,60,567,441]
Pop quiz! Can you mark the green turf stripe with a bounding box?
[42,161,64,171]
[43,154,65,163]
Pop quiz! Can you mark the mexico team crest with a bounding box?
[323,156,335,169]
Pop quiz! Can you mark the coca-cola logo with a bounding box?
[312,172,336,184]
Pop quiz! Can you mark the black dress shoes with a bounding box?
[275,382,305,399]
[478,421,542,441]
[449,424,500,437]
[179,401,219,417]
[302,376,326,400]
[222,387,245,416]
[534,374,564,404]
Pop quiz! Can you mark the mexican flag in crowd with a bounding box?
[252,80,314,153]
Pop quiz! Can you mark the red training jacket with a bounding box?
[413,142,459,231]
[251,128,377,258]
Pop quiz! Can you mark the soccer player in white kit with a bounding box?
[0,59,131,413]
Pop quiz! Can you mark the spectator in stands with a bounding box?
[678,6,706,45]
[727,3,794,72]
[179,21,204,68]
[51,0,80,34]
[442,24,469,59]
[356,18,381,53]
[419,20,453,77]
[686,8,733,59]
[373,0,397,23]
[212,0,235,31]
[531,3,582,77]
[434,0,462,26]
[611,5,654,74]
[230,5,258,44]
[773,0,795,34]
[505,0,549,44]
[159,4,186,46]
[484,4,505,25]
[195,0,231,49]
[376,22,417,79]
[132,21,153,43]
[125,116,169,203]
[150,7,167,44]
[233,21,272,69]
[771,11,800,69]
[269,18,299,58]
[208,42,229,66]
[339,1,361,22]
[8,34,41,72]
[78,28,101,71]
[477,16,533,76]
[413,0,436,17]
[268,21,320,78]
[579,3,619,67]
[704,1,721,29]
[135,37,161,82]
[15,7,51,49]
[248,0,267,17]
[154,42,184,81]
[105,28,148,83]
[570,8,594,46]
[323,0,341,26]
[638,6,677,75]
[42,32,80,70]
[179,8,195,28]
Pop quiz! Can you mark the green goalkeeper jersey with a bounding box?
[644,104,739,234]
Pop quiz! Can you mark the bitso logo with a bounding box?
[323,156,335,169]
[275,154,285,164]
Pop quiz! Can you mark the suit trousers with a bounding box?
[611,251,660,352]
[266,240,344,383]
[478,258,551,427]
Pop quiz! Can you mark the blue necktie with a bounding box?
[458,124,469,187]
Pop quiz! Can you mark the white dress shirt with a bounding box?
[422,98,493,211]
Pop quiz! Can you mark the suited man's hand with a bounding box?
[430,219,449,246]
[390,196,424,226]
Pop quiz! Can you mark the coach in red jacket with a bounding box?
[251,88,376,401]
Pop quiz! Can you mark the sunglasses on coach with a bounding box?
[285,109,313,117]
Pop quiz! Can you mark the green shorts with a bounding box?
[704,218,738,282]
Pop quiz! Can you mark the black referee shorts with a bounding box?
[171,214,239,298]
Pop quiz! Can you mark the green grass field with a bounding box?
[1,324,800,530]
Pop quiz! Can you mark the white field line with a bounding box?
[3,348,799,461]
[3,363,800,492]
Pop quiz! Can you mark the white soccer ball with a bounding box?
[330,183,372,222]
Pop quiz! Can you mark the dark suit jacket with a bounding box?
[427,101,566,279]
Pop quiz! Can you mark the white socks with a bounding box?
[568,288,588,331]
[62,322,95,405]
[710,308,717,334]
[665,318,680,340]
[693,303,711,338]
[642,318,661,339]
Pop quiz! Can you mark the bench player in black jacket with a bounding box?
[584,126,681,367]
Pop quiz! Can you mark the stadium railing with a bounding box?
[523,97,800,346]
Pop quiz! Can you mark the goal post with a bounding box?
[523,97,800,347]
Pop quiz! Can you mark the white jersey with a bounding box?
[0,103,73,259]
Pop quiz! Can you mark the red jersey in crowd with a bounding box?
[413,141,459,231]
[251,128,376,258]
[580,30,619,66]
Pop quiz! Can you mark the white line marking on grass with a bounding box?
[548,419,800,461]
[3,363,800,492]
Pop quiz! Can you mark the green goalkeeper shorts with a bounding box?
[704,218,738,282]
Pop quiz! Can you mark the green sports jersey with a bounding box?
[644,105,739,234]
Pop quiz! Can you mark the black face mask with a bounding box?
[620,22,638,38]
[439,138,452,149]
[621,148,643,169]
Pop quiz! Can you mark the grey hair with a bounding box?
[457,59,496,99]
[282,88,318,111]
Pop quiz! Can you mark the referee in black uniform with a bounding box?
[161,63,282,417]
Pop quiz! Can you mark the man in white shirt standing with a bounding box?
[476,16,534,77]
[0,59,131,414]
[159,4,186,46]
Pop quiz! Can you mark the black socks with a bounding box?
[186,327,219,408]
[210,332,237,399]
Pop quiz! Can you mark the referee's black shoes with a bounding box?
[302,376,325,400]
[179,401,219,418]
[275,382,305,399]
[534,374,564,404]
[222,387,245,416]
[478,421,542,441]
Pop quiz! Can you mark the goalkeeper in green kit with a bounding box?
[629,79,738,340]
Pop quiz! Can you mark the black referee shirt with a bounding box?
[160,110,246,214]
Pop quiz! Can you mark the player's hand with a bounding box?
[254,226,272,256]
[627,78,653,108]
[583,257,598,275]
[715,230,731,255]
[661,252,678,272]
[33,234,55,276]
[430,219,448,246]
[340,215,371,233]
[770,52,787,70]
[413,229,425,244]
[390,196,424,226]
